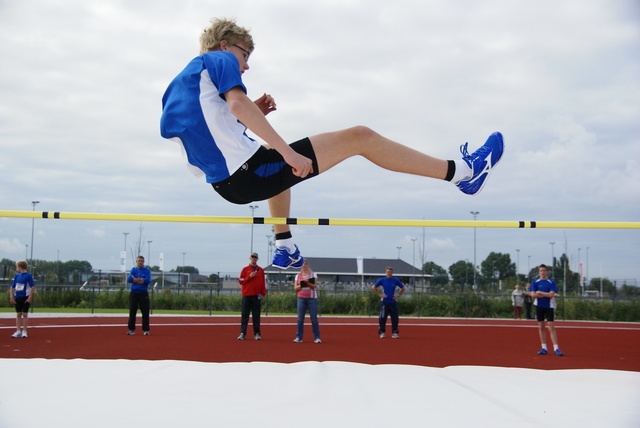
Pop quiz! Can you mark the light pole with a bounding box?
[411,238,417,286]
[549,242,555,279]
[396,246,402,260]
[578,248,582,291]
[516,249,520,281]
[122,232,129,286]
[266,234,273,265]
[123,232,129,265]
[147,241,152,267]
[586,246,590,290]
[249,205,259,254]
[182,252,187,287]
[470,211,479,290]
[30,201,40,262]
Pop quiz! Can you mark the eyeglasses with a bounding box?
[251,255,258,259]
[232,44,251,59]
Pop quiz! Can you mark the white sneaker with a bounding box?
[293,338,303,343]
[379,333,385,339]
[314,338,322,344]
[11,331,21,338]
[392,333,400,339]
[21,330,28,338]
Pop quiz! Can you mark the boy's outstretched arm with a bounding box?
[225,87,312,177]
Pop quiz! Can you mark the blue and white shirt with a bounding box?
[531,278,557,309]
[11,272,35,298]
[160,51,260,184]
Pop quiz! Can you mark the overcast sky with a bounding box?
[1,0,638,283]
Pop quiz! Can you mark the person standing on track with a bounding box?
[372,267,406,339]
[160,17,505,271]
[126,256,152,336]
[531,264,564,356]
[293,259,321,343]
[9,260,35,338]
[524,282,534,319]
[511,284,525,319]
[238,252,267,340]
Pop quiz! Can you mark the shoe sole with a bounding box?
[272,255,304,270]
[459,132,505,196]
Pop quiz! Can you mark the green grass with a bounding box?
[3,290,638,321]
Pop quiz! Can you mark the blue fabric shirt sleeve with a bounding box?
[202,51,247,99]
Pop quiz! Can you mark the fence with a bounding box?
[3,283,639,322]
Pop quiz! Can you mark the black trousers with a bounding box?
[240,295,262,335]
[378,301,400,334]
[128,291,150,332]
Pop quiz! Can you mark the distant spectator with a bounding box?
[9,260,35,338]
[531,264,564,356]
[511,284,525,319]
[524,283,534,319]
[238,252,267,340]
[293,260,321,343]
[372,267,406,339]
[127,256,151,335]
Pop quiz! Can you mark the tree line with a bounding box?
[2,253,637,297]
[422,252,639,297]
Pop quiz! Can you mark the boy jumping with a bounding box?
[161,18,504,269]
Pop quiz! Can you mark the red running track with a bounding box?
[1,315,639,371]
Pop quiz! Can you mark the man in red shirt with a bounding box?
[237,252,267,340]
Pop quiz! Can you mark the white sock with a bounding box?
[541,344,548,350]
[553,345,559,351]
[452,160,472,184]
[276,238,296,253]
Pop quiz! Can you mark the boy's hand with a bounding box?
[254,93,277,116]
[284,150,313,178]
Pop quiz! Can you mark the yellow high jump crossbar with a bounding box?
[0,210,638,229]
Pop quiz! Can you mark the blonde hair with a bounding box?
[199,17,254,55]
[16,260,28,270]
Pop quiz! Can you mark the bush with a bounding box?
[6,285,640,322]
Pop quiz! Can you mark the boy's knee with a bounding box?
[348,125,376,140]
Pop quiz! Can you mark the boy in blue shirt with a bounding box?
[161,18,504,270]
[372,267,406,338]
[9,260,35,338]
[531,264,564,356]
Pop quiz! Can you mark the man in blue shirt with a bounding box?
[372,267,406,338]
[531,264,564,356]
[127,256,152,335]
[161,18,504,270]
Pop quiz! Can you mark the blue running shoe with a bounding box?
[272,244,304,270]
[555,349,564,356]
[456,132,504,195]
[537,348,548,355]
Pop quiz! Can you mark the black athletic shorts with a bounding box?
[536,306,555,322]
[14,296,30,313]
[212,137,319,204]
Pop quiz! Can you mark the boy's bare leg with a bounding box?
[547,322,559,347]
[537,322,547,347]
[310,126,449,178]
[267,189,291,236]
